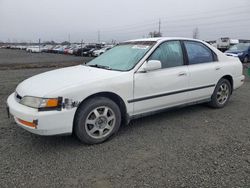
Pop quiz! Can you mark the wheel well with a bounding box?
[221,75,233,93]
[73,92,128,128]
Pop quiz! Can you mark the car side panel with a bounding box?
[47,72,135,116]
[132,66,189,115]
[186,62,220,101]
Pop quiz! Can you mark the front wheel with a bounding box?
[74,97,121,144]
[208,79,232,108]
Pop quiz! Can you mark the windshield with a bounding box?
[229,43,250,51]
[86,41,156,71]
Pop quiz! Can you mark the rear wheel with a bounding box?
[208,79,232,108]
[243,55,249,63]
[74,97,121,144]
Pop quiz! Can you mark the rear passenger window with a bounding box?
[184,41,214,65]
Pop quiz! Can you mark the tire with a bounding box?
[74,97,121,144]
[243,55,249,63]
[208,78,232,108]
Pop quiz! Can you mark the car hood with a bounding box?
[225,50,244,54]
[16,65,122,97]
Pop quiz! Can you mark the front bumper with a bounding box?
[7,93,76,136]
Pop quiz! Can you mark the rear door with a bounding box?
[183,41,221,101]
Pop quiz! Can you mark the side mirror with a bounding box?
[140,60,162,72]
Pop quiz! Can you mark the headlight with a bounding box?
[20,96,62,111]
[20,96,42,108]
[237,52,243,56]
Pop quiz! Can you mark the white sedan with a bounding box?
[26,46,42,53]
[92,46,112,57]
[7,37,245,144]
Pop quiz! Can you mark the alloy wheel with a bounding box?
[85,106,116,139]
[216,83,230,105]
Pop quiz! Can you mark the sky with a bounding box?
[0,0,250,43]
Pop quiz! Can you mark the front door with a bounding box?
[132,41,189,115]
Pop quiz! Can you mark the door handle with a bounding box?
[178,72,187,76]
[215,66,222,70]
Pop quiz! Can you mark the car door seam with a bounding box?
[127,84,215,103]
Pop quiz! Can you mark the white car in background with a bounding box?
[92,46,112,57]
[7,37,245,144]
[41,45,53,52]
[67,45,81,55]
[26,46,41,53]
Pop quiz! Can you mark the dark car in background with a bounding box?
[225,43,250,63]
[82,47,101,57]
[74,45,96,56]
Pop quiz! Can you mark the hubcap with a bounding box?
[85,106,116,139]
[216,83,230,105]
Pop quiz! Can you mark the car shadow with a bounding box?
[25,103,211,148]
[118,103,210,136]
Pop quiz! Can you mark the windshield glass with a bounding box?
[86,41,156,71]
[229,43,250,51]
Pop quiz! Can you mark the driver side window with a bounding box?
[148,41,184,69]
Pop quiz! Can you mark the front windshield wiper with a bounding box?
[87,64,112,70]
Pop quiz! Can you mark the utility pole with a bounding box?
[38,38,41,52]
[158,19,161,34]
[98,30,100,43]
[193,27,199,39]
[81,39,83,57]
[68,33,71,43]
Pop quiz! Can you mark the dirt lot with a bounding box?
[0,49,92,70]
[0,49,250,187]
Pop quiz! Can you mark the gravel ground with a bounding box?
[0,49,92,69]
[0,51,250,187]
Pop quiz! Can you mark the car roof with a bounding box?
[126,37,204,43]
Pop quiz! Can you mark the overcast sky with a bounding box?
[0,0,249,43]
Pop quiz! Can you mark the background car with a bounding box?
[26,46,42,53]
[92,46,112,57]
[82,47,101,57]
[67,45,81,55]
[74,45,96,56]
[41,45,54,53]
[51,45,65,54]
[225,43,250,63]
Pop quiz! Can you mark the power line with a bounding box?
[101,5,248,32]
[101,11,249,34]
[163,11,249,24]
[99,21,250,41]
[101,17,250,36]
